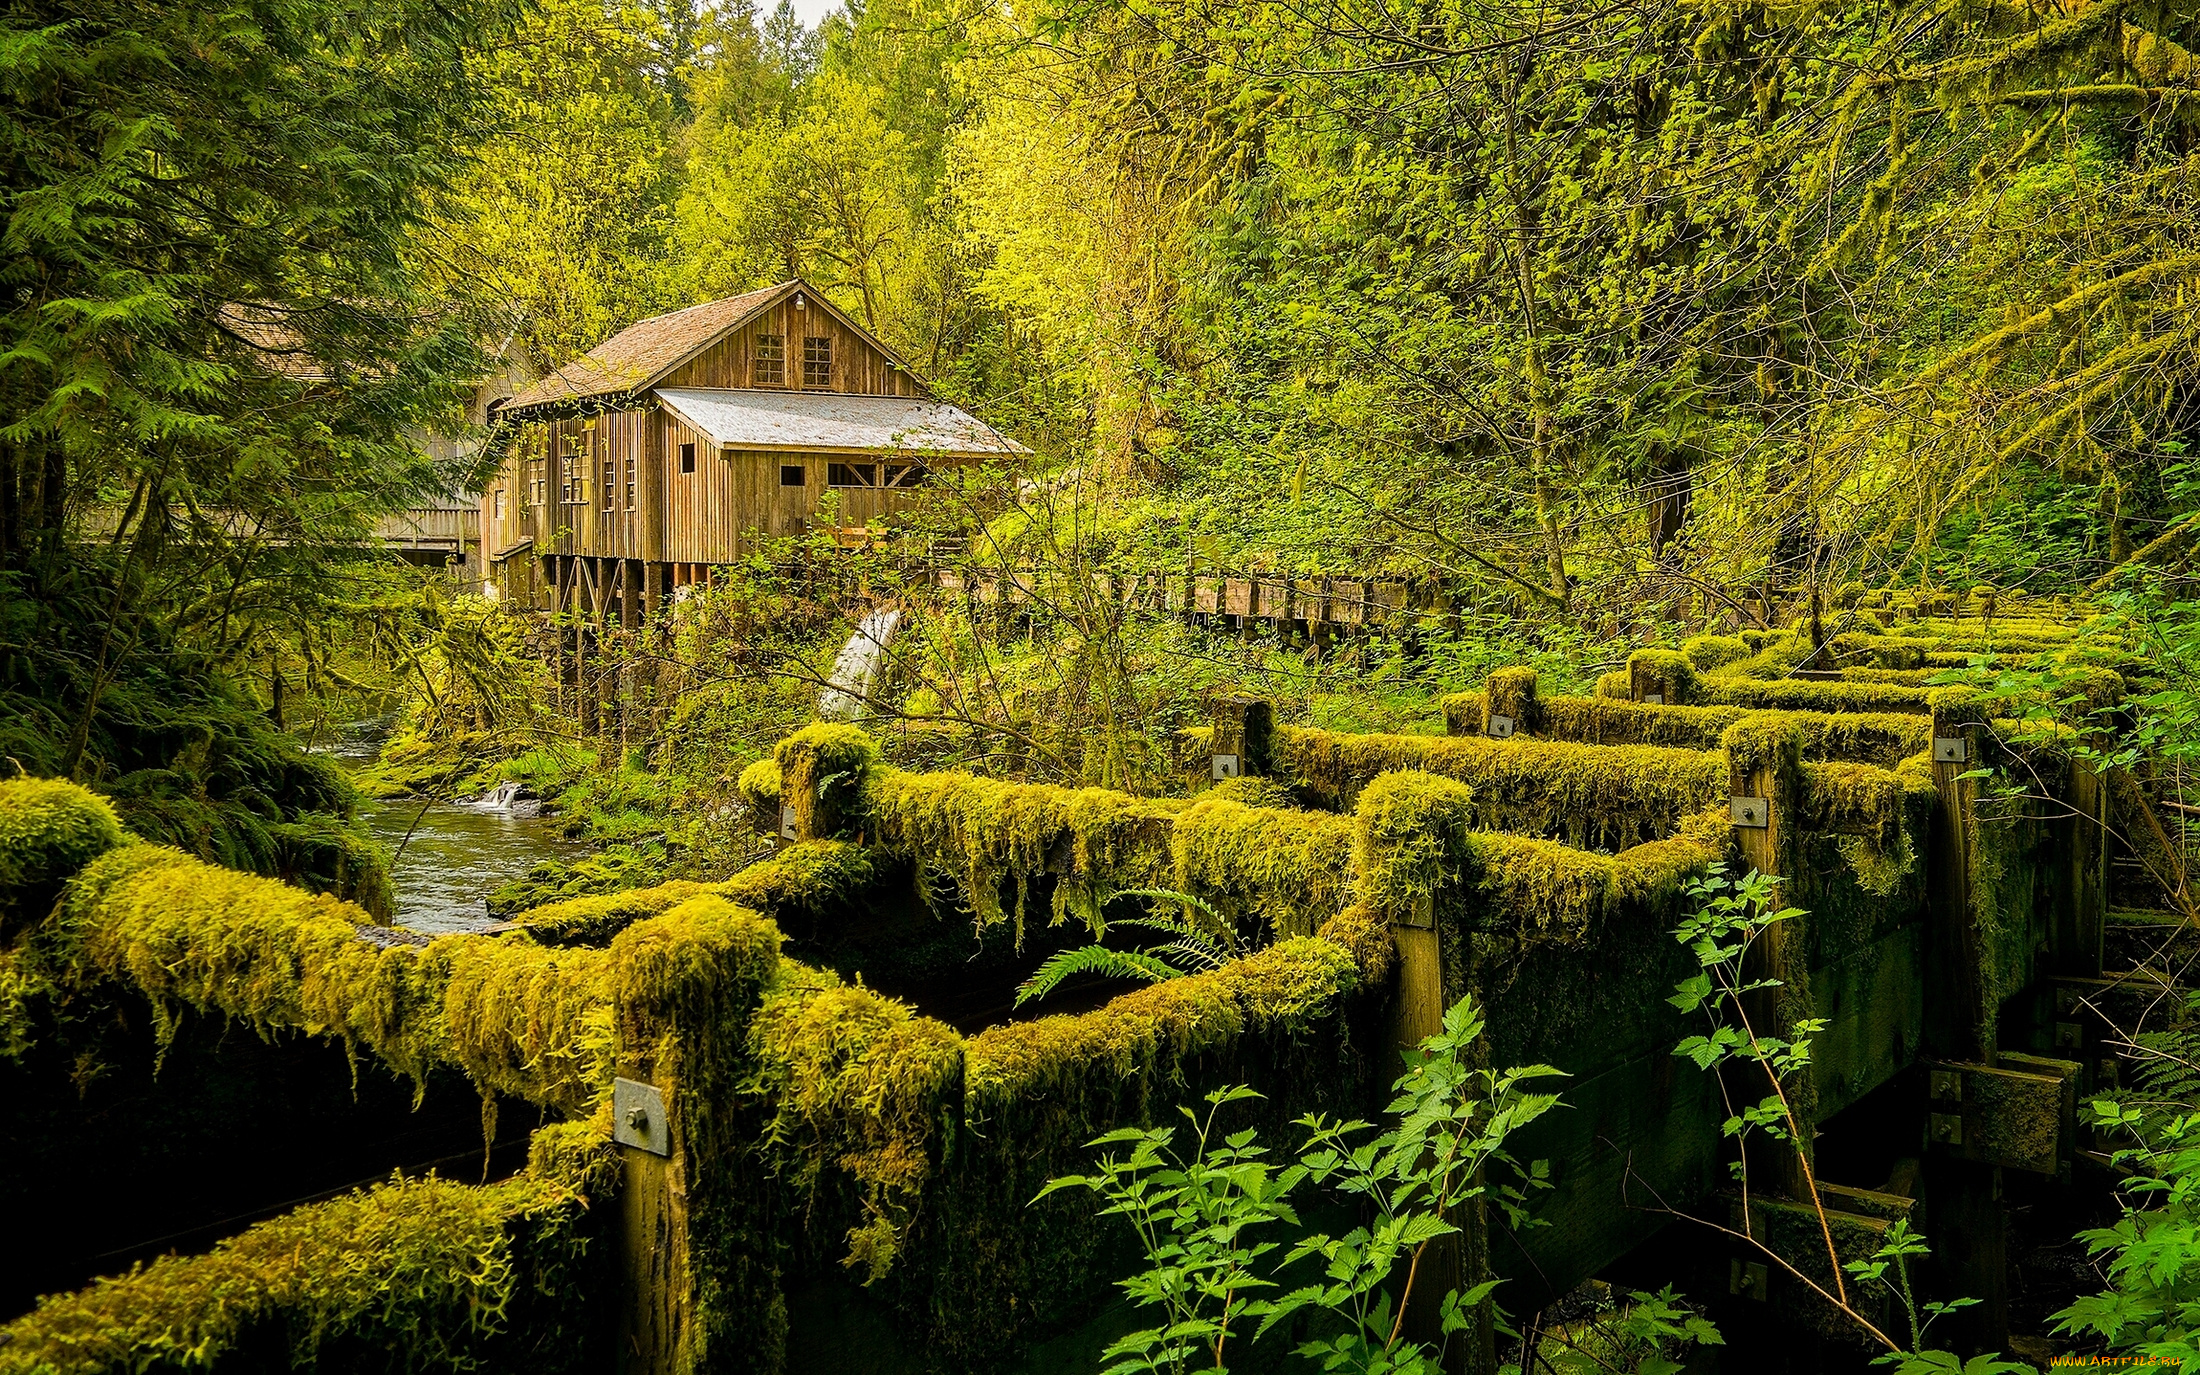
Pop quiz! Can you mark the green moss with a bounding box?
[508,880,720,945]
[1532,698,1931,768]
[864,769,1180,936]
[747,961,963,1283]
[1200,775,1299,809]
[1484,666,1542,730]
[1801,761,1935,896]
[1595,669,1631,699]
[776,724,881,840]
[0,1171,601,1374]
[1682,635,1750,671]
[526,1118,623,1199]
[722,840,875,915]
[1171,794,1356,937]
[1696,676,1936,715]
[961,935,1360,1110]
[1273,725,1727,848]
[1628,649,1698,701]
[0,777,126,910]
[737,756,782,827]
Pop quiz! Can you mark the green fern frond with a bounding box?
[1114,886,1227,927]
[1150,937,1230,974]
[1014,945,1178,1008]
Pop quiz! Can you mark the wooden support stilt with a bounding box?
[1922,697,2007,1349]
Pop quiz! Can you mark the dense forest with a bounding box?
[4,0,2200,1368]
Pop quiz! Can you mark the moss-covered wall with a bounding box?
[0,1163,609,1374]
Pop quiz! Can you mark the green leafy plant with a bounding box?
[2052,1082,2200,1363]
[1667,865,2025,1370]
[1015,888,1241,1008]
[1037,994,1567,1373]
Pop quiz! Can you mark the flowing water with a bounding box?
[360,799,579,934]
[318,719,580,935]
[819,607,901,720]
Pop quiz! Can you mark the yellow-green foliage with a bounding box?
[1273,725,1726,847]
[602,893,783,1057]
[1315,904,1393,985]
[776,723,880,839]
[0,1172,596,1375]
[962,935,1360,1112]
[721,840,874,914]
[510,880,719,945]
[1595,669,1630,699]
[1484,666,1540,727]
[1720,717,1804,784]
[1171,795,1356,937]
[747,961,962,1283]
[864,769,1179,934]
[0,777,125,907]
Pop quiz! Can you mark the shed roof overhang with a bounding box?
[652,387,1028,460]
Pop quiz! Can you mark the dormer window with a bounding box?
[803,336,832,389]
[754,332,784,386]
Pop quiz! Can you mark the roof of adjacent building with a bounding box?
[653,387,1028,457]
[499,281,919,413]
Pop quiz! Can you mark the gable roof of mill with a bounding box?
[495,281,923,415]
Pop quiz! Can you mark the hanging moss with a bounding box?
[863,769,1180,936]
[1628,649,1699,701]
[0,1171,603,1375]
[1595,669,1631,699]
[737,757,782,833]
[1170,794,1356,937]
[747,961,963,1284]
[0,777,126,917]
[1272,725,1727,847]
[1200,775,1300,808]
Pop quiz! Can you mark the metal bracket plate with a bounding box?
[1485,714,1516,739]
[613,1077,670,1156]
[779,804,798,841]
[1729,796,1769,829]
[1642,693,1664,707]
[1210,753,1240,780]
[1933,736,1969,764]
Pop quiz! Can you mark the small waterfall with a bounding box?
[464,780,542,817]
[819,608,902,721]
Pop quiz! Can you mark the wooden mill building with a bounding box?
[480,279,1024,618]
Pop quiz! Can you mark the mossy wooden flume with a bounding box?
[0,607,2153,1373]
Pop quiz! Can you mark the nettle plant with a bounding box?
[1668,865,2027,1374]
[1039,995,1572,1374]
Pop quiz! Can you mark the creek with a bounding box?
[319,719,580,934]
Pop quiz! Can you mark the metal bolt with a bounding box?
[627,1106,649,1132]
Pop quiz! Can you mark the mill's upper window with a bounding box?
[679,442,696,473]
[803,336,832,389]
[754,333,785,386]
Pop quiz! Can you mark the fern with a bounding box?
[1011,887,1243,1009]
[1014,946,1180,1007]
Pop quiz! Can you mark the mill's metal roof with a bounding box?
[653,387,1027,457]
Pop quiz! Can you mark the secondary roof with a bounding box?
[654,388,1028,458]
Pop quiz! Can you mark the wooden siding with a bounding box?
[658,299,919,396]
